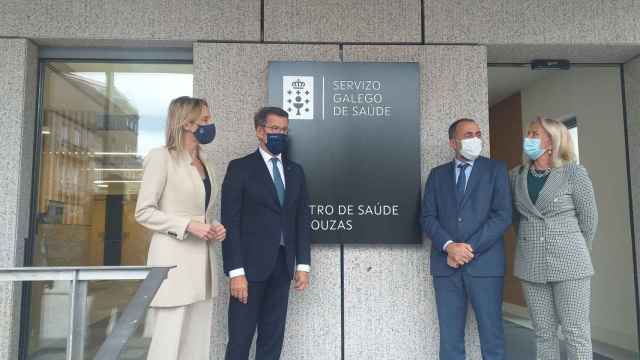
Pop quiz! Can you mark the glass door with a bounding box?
[489,64,639,360]
[26,61,193,360]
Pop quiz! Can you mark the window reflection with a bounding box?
[28,62,192,359]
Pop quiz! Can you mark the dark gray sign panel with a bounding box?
[268,62,421,244]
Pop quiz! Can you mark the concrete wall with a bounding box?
[520,67,638,351]
[0,0,260,42]
[1,1,640,359]
[425,0,640,45]
[194,43,343,360]
[341,45,488,359]
[0,39,39,360]
[194,43,488,359]
[264,0,422,43]
[624,56,640,351]
[4,1,640,46]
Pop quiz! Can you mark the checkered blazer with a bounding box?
[510,163,598,283]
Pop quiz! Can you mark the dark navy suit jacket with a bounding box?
[221,150,311,282]
[421,156,512,277]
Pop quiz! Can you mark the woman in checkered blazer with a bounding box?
[510,117,598,360]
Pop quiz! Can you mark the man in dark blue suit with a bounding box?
[422,118,512,360]
[222,107,311,360]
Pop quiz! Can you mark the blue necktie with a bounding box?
[456,163,469,204]
[271,158,285,206]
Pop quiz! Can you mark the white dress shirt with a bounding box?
[443,158,475,252]
[229,146,311,278]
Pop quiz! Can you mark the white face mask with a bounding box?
[459,137,483,161]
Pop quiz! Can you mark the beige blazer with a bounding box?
[135,146,221,307]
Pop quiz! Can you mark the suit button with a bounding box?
[458,218,462,222]
[540,237,545,241]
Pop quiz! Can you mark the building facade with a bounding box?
[1,1,639,359]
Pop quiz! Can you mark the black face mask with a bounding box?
[194,123,216,144]
[266,133,288,155]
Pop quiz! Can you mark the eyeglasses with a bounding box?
[261,125,289,134]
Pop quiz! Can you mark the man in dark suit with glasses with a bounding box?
[222,106,311,360]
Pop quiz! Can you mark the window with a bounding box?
[27,61,192,359]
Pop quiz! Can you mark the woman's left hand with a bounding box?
[212,223,226,241]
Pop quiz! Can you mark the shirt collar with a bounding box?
[455,157,475,169]
[259,146,282,163]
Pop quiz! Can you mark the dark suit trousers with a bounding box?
[225,247,291,360]
[433,271,505,360]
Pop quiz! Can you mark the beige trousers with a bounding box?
[146,299,213,360]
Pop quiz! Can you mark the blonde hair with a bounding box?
[165,96,208,152]
[524,117,576,167]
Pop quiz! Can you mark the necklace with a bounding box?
[530,166,551,178]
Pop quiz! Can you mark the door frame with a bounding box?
[20,52,193,360]
[487,62,640,354]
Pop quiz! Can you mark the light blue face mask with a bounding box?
[523,137,545,160]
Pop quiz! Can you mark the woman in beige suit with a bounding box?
[135,96,226,360]
[510,118,598,360]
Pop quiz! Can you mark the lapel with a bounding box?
[283,159,295,209]
[535,166,566,212]
[252,150,282,209]
[518,164,544,219]
[460,157,483,207]
[200,151,215,214]
[444,161,457,203]
[179,150,207,215]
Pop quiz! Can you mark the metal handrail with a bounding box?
[0,266,173,360]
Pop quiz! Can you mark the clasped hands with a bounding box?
[187,221,226,241]
[445,242,474,268]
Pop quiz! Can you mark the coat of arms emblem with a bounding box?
[283,76,314,120]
